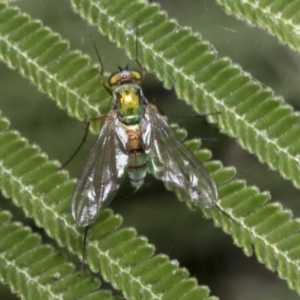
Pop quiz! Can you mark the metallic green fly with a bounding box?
[71,43,218,228]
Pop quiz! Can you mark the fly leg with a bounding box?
[80,225,90,274]
[59,34,113,170]
[58,115,106,169]
[88,32,113,96]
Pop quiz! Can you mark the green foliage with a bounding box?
[0,2,111,132]
[0,0,300,299]
[0,208,122,300]
[217,0,300,52]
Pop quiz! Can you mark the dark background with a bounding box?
[1,0,300,299]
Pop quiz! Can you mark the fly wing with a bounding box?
[145,104,218,208]
[72,110,128,226]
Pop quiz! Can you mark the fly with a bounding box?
[70,37,218,229]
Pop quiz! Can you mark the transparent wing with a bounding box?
[72,110,128,226]
[145,104,218,207]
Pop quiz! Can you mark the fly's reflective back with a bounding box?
[110,68,149,190]
[71,36,218,228]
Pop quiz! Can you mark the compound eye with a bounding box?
[131,70,142,80]
[108,73,120,86]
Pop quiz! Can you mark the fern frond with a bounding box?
[0,3,110,132]
[70,0,300,191]
[0,208,123,300]
[216,0,300,53]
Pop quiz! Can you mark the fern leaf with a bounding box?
[0,3,110,132]
[216,0,300,53]
[0,209,123,300]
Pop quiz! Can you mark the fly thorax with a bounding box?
[114,85,144,125]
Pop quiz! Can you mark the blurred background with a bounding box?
[1,0,300,299]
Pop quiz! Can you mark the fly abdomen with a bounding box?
[127,149,148,189]
[125,124,148,190]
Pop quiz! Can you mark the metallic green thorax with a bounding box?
[114,85,145,125]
